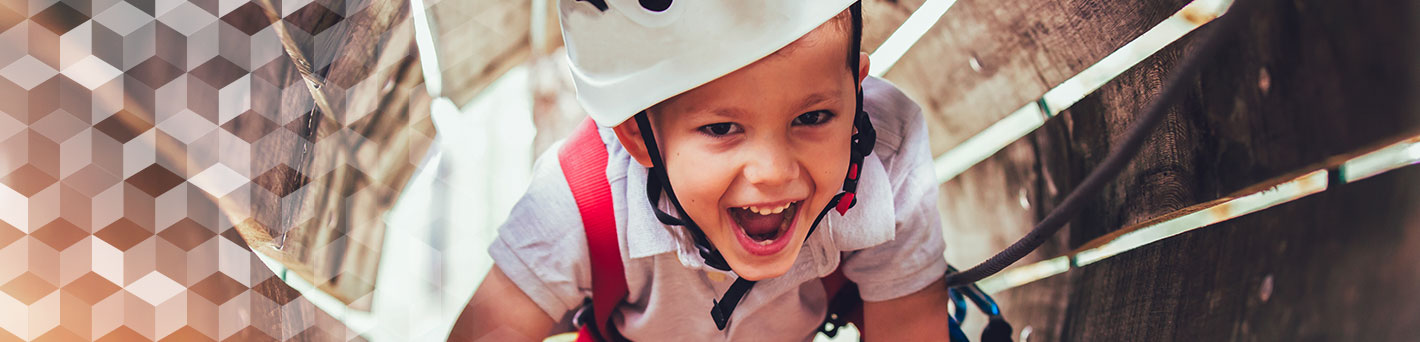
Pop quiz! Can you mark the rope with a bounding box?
[945,0,1256,288]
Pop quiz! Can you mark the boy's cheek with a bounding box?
[665,155,735,223]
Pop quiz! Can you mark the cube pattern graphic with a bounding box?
[0,0,434,340]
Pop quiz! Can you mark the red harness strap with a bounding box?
[559,119,627,342]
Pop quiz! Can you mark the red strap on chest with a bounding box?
[559,119,627,341]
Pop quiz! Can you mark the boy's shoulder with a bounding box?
[861,76,927,163]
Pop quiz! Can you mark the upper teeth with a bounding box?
[742,202,791,215]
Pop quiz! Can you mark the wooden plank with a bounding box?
[924,0,1188,337]
[938,121,1077,337]
[938,125,1073,270]
[1052,35,1202,247]
[243,234,365,341]
[972,0,1420,340]
[1059,0,1420,248]
[1058,168,1420,340]
[429,0,530,105]
[862,0,928,53]
[881,0,1190,156]
[238,0,435,309]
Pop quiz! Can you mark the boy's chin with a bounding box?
[726,244,803,281]
[718,205,814,280]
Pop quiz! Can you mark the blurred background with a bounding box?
[0,0,1417,341]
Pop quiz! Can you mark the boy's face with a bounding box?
[616,18,867,281]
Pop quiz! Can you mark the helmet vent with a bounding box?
[638,0,671,12]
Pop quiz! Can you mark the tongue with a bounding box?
[733,211,783,237]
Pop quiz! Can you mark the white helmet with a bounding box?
[558,0,857,126]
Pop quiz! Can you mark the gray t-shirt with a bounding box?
[488,76,948,340]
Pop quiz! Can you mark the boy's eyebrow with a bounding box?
[793,91,840,111]
[704,91,842,118]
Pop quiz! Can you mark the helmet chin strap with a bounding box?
[631,1,871,331]
[635,113,734,271]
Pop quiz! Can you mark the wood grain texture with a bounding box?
[924,0,1188,336]
[882,0,1190,156]
[429,0,531,105]
[940,120,1077,338]
[1055,168,1420,341]
[225,228,369,341]
[976,0,1420,340]
[238,0,435,309]
[862,0,928,53]
[1062,0,1420,248]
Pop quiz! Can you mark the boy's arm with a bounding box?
[451,145,591,341]
[854,77,953,340]
[861,278,952,340]
[449,265,557,342]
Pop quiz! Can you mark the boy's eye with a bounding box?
[793,110,835,126]
[698,123,741,136]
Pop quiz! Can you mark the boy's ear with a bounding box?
[612,119,657,169]
[857,51,871,85]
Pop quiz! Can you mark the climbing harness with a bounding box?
[559,119,628,342]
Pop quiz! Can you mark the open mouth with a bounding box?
[727,201,801,256]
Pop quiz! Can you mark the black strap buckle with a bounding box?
[709,299,731,330]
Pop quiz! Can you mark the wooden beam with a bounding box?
[882,0,1190,156]
[239,0,435,309]
[968,0,1420,339]
[863,0,928,53]
[429,0,531,106]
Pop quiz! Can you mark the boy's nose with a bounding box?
[742,145,800,188]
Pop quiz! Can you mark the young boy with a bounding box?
[451,0,951,340]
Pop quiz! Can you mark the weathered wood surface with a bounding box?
[938,122,1078,339]
[967,0,1420,340]
[881,0,1191,155]
[427,0,532,105]
[861,0,927,53]
[938,129,1073,275]
[1050,169,1420,341]
[235,0,435,308]
[927,0,1191,333]
[235,234,368,341]
[1054,0,1420,273]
